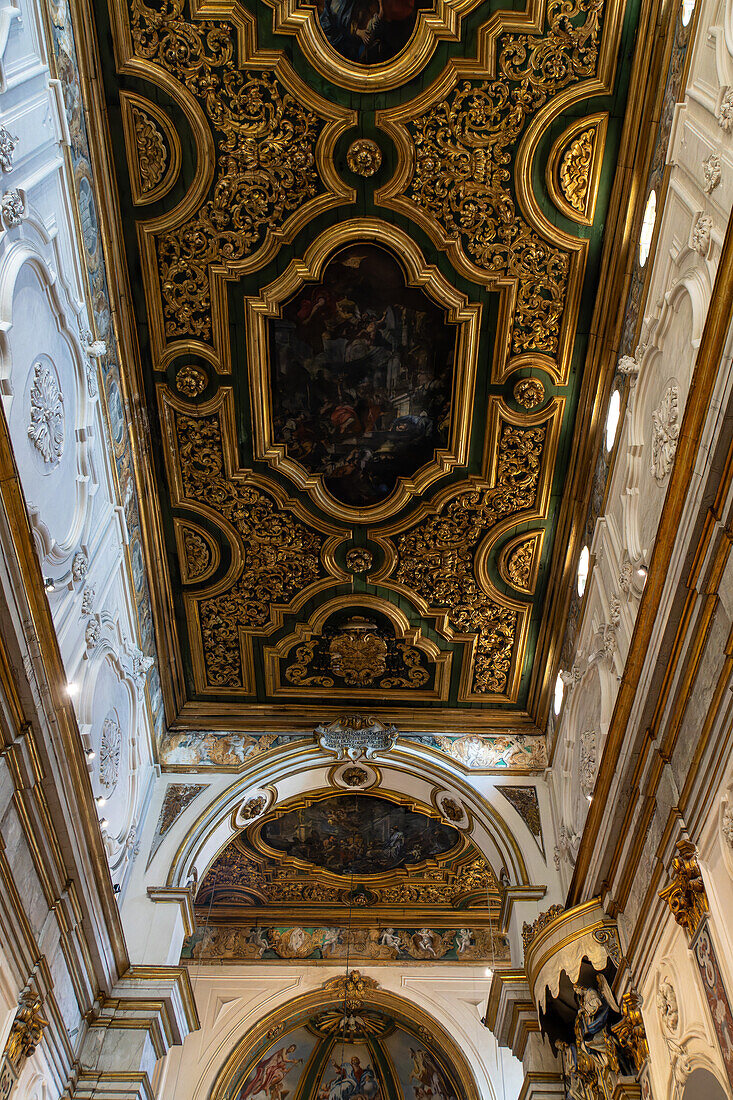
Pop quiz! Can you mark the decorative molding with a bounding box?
[718,88,733,131]
[71,551,88,582]
[703,152,722,194]
[651,384,679,483]
[27,361,64,466]
[315,715,398,760]
[691,212,713,256]
[0,126,18,172]
[497,786,543,852]
[99,712,121,793]
[0,187,25,227]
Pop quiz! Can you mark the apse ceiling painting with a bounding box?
[92,0,642,731]
[215,991,474,1100]
[181,792,509,962]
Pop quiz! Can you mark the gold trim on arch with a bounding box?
[244,220,482,524]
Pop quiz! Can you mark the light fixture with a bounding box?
[85,748,95,761]
[485,968,493,979]
[95,795,106,807]
[605,389,621,453]
[99,818,109,831]
[681,0,694,24]
[553,672,564,716]
[586,794,593,804]
[639,190,657,267]
[577,545,590,597]
[43,577,56,592]
[637,565,648,580]
[66,682,79,697]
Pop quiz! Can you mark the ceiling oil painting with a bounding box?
[182,792,509,962]
[89,0,644,735]
[259,794,460,874]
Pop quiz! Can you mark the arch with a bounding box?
[210,983,484,1100]
[681,1067,728,1100]
[162,741,541,891]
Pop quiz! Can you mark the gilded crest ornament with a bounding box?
[329,617,388,685]
[175,364,208,398]
[316,715,398,760]
[513,378,545,409]
[347,138,382,177]
[323,970,379,1011]
[521,904,564,950]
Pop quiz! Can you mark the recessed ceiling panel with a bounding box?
[90,0,642,730]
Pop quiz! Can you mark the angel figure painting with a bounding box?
[232,1035,312,1100]
[269,244,456,508]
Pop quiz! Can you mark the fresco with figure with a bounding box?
[317,0,433,63]
[225,1011,464,1100]
[270,245,456,508]
[259,794,460,874]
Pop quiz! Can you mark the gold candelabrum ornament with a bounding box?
[659,838,709,941]
[611,990,649,1075]
[0,991,47,1099]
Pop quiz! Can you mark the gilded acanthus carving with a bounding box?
[182,528,211,581]
[659,838,709,941]
[3,991,47,1068]
[171,407,326,688]
[131,105,166,193]
[385,0,602,358]
[347,138,382,177]
[127,0,339,341]
[513,378,545,409]
[559,128,595,214]
[391,422,546,696]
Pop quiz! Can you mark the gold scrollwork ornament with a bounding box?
[347,139,382,177]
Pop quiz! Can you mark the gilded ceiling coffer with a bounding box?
[91,0,642,730]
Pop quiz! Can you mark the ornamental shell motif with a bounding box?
[99,712,122,792]
[27,361,64,466]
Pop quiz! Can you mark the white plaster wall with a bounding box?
[155,967,521,1100]
[549,0,733,890]
[0,0,157,894]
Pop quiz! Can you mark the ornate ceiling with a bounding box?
[90,0,642,731]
